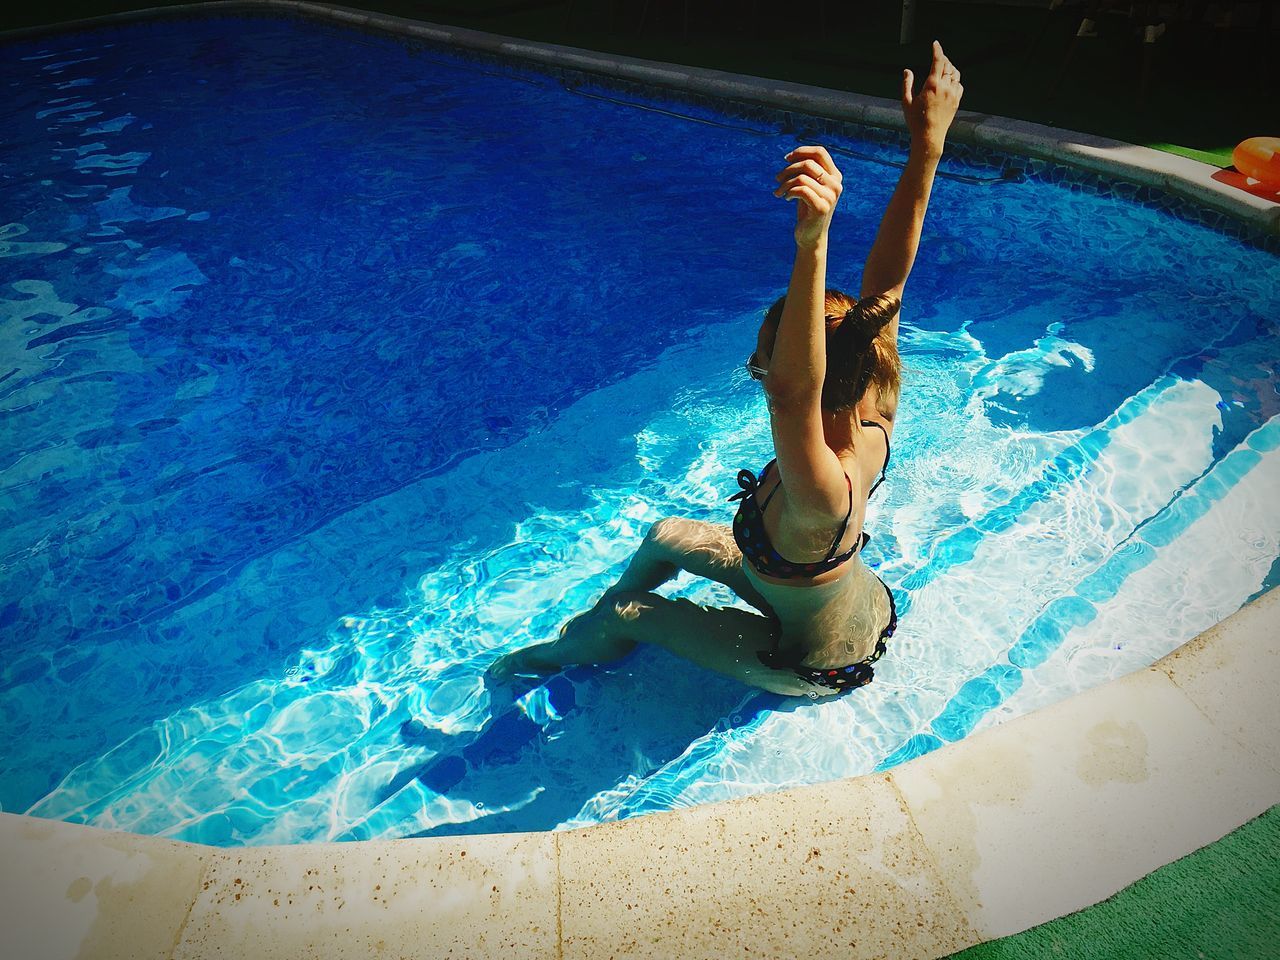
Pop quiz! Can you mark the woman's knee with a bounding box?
[602,589,655,623]
[644,517,717,561]
[644,517,683,550]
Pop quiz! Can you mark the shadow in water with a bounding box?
[339,655,822,841]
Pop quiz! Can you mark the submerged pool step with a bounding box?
[963,415,1280,734]
[878,383,1273,759]
[886,377,1222,664]
[895,373,1205,604]
[591,377,1232,817]
[903,413,1280,754]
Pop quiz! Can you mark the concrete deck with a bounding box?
[2,5,1278,958]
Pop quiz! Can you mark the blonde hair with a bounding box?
[763,289,901,415]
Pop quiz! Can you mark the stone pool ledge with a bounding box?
[2,589,1276,959]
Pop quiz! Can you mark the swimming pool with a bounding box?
[2,12,1277,847]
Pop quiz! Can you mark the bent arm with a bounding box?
[763,145,860,518]
[766,238,827,407]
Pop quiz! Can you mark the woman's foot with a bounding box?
[485,604,624,684]
[485,644,563,684]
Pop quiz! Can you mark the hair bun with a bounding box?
[843,293,900,348]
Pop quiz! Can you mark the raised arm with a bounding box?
[765,147,835,412]
[861,40,964,342]
[763,145,851,518]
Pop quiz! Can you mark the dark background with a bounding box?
[4,0,1278,167]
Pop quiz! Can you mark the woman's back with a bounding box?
[733,395,896,668]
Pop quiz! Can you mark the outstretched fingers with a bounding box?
[901,41,963,152]
[929,39,947,80]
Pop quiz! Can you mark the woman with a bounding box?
[489,42,964,699]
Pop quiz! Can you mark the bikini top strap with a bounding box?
[757,459,783,513]
[860,419,891,498]
[758,460,855,561]
[821,471,855,562]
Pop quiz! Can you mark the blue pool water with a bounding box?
[2,14,1278,846]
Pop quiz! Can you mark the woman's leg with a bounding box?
[485,599,636,680]
[607,517,771,613]
[487,517,772,681]
[545,590,831,698]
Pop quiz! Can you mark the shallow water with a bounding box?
[1,15,1277,845]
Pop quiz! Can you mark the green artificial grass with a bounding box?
[6,0,1271,169]
[946,803,1280,960]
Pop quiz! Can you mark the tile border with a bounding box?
[3,0,1276,249]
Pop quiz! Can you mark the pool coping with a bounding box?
[3,4,1279,958]
[3,590,1276,958]
[2,0,1278,242]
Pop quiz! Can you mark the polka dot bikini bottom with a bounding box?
[756,576,898,694]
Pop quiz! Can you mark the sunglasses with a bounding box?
[746,312,844,382]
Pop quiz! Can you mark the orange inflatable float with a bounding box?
[1232,137,1280,189]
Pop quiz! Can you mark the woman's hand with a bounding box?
[902,40,964,158]
[774,145,843,249]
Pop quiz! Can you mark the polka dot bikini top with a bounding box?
[729,421,890,580]
[729,421,895,691]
